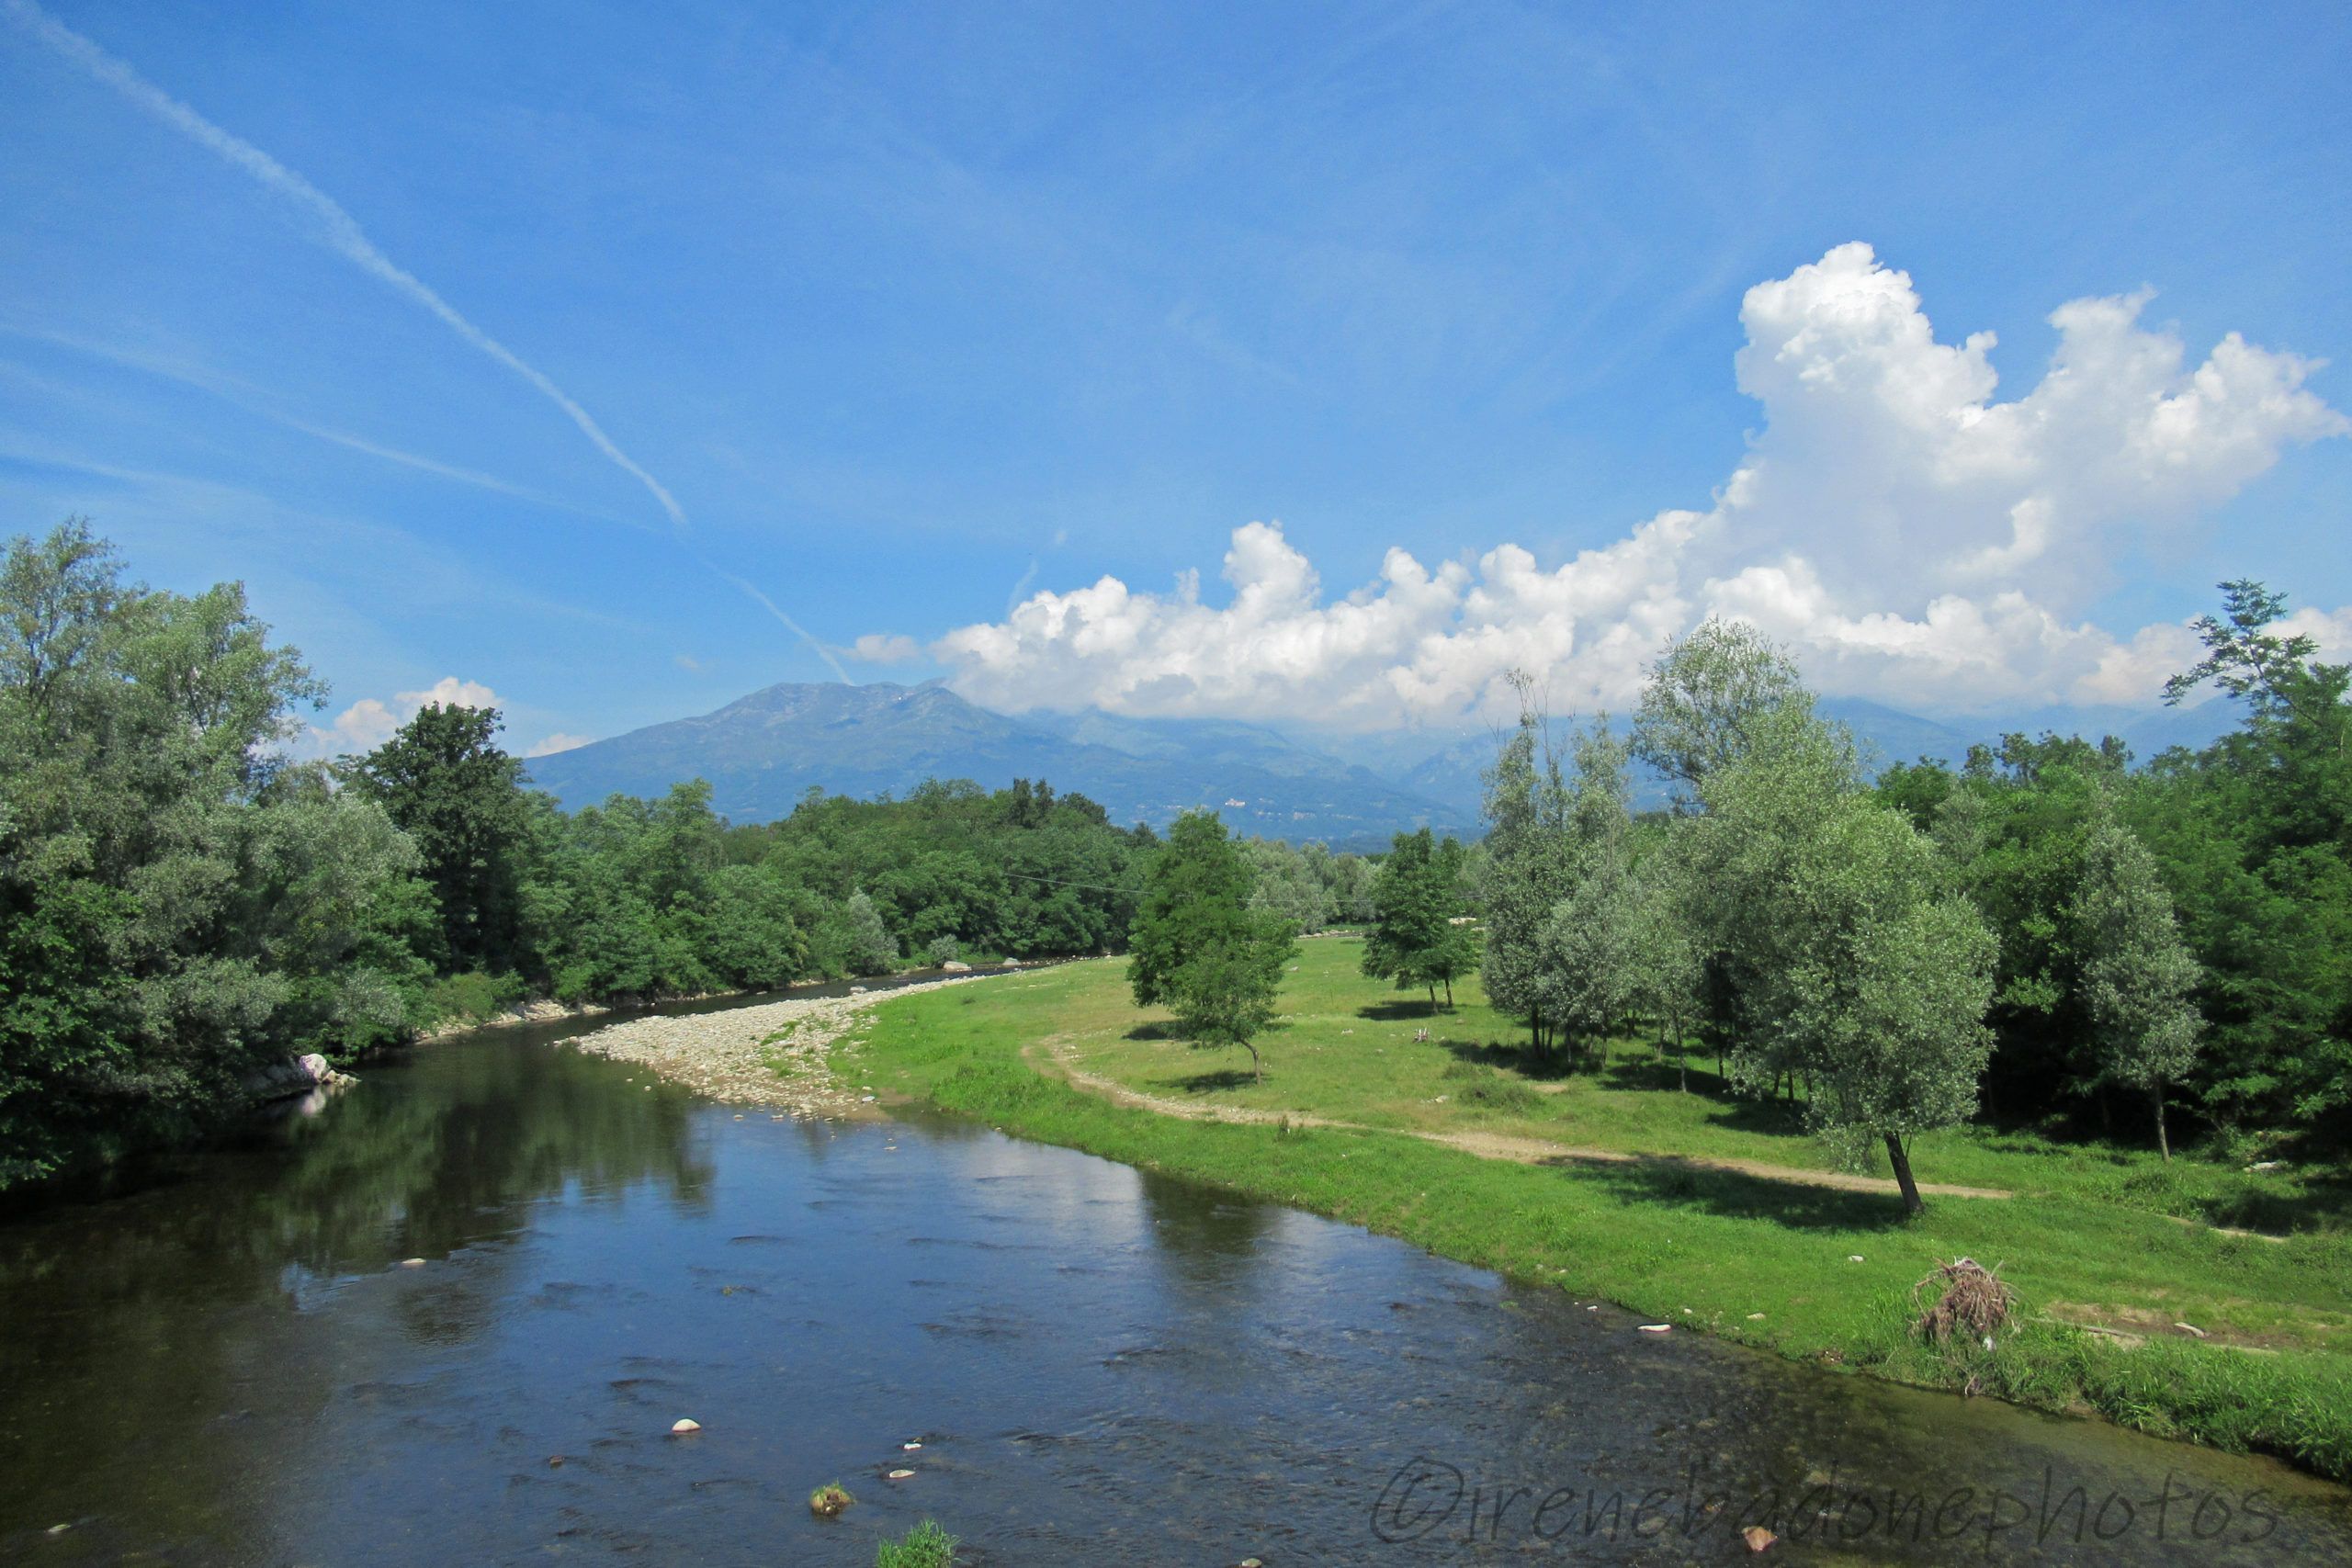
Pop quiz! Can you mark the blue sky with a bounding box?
[3,0,2347,755]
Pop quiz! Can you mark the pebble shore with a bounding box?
[566,976,1001,1115]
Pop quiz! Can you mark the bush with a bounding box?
[876,1520,956,1568]
[424,970,526,1027]
[1457,1077,1542,1113]
[927,934,960,966]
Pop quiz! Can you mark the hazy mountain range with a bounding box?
[524,681,2246,846]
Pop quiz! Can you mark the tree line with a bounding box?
[1466,603,2347,1210]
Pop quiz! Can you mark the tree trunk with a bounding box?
[1443,976,1453,1010]
[1246,1043,1262,1083]
[1884,1134,1925,1216]
[1427,983,1439,1015]
[2152,1083,2170,1162]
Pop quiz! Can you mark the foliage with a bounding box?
[0,520,432,1185]
[1678,700,1997,1210]
[1360,827,1479,1011]
[1630,617,1807,806]
[875,1519,956,1568]
[1129,811,1296,1077]
[2072,795,2205,1159]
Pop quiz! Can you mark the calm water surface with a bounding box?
[3,988,2347,1565]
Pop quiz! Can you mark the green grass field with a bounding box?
[837,937,2352,1483]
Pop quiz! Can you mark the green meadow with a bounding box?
[837,937,2352,1483]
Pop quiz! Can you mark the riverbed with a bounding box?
[2,989,2346,1564]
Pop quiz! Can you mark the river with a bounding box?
[2,987,2346,1564]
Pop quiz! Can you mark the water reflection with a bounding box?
[0,999,2345,1566]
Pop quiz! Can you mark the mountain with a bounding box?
[525,682,1473,844]
[528,680,2257,842]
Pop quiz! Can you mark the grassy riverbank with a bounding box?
[837,939,2352,1484]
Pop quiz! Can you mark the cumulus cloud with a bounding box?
[304,676,503,757]
[525,732,594,757]
[927,243,2346,726]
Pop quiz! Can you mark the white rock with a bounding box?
[1638,1324,1671,1334]
[399,1258,425,1269]
[888,1468,914,1480]
[1847,1255,1865,1263]
[671,1418,701,1434]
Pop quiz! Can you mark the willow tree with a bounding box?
[1679,701,1997,1213]
[2072,799,2205,1160]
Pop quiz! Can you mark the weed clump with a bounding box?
[1913,1257,2018,1346]
[808,1482,854,1517]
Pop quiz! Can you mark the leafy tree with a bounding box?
[344,702,528,971]
[1631,618,1806,806]
[1129,811,1296,1078]
[1361,828,1479,1012]
[1477,682,1576,1050]
[0,520,374,1184]
[2073,798,2206,1159]
[1530,724,1642,1063]
[842,889,900,975]
[1680,701,1996,1213]
[1128,811,1259,1007]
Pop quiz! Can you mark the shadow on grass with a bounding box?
[1437,1037,1578,1080]
[1551,1152,1915,1233]
[1355,999,1453,1022]
[1125,1022,1176,1042]
[1170,1068,1259,1094]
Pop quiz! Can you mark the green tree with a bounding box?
[1477,681,1575,1051]
[344,702,528,972]
[842,888,900,975]
[1531,724,1642,1063]
[1361,828,1479,1012]
[1631,618,1807,807]
[2073,798,2206,1160]
[0,521,403,1186]
[1680,701,1996,1213]
[1128,811,1259,1007]
[1128,811,1295,1079]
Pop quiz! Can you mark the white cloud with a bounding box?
[302,676,504,758]
[932,243,2346,726]
[848,632,923,665]
[525,732,594,757]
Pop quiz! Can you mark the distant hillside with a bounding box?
[525,682,1472,843]
[528,681,2256,841]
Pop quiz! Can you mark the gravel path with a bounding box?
[568,976,1000,1115]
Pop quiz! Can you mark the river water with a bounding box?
[2,988,2346,1565]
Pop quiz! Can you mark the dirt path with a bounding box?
[1027,1037,2014,1201]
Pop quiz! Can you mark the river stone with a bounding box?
[888,1468,914,1480]
[671,1418,701,1434]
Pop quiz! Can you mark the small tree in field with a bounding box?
[1130,811,1297,1079]
[2072,799,2205,1160]
[1362,828,1480,1012]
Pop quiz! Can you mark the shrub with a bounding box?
[424,970,526,1026]
[927,934,961,965]
[876,1519,956,1568]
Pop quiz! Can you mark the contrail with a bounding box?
[718,565,853,682]
[5,0,684,527]
[7,0,849,681]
